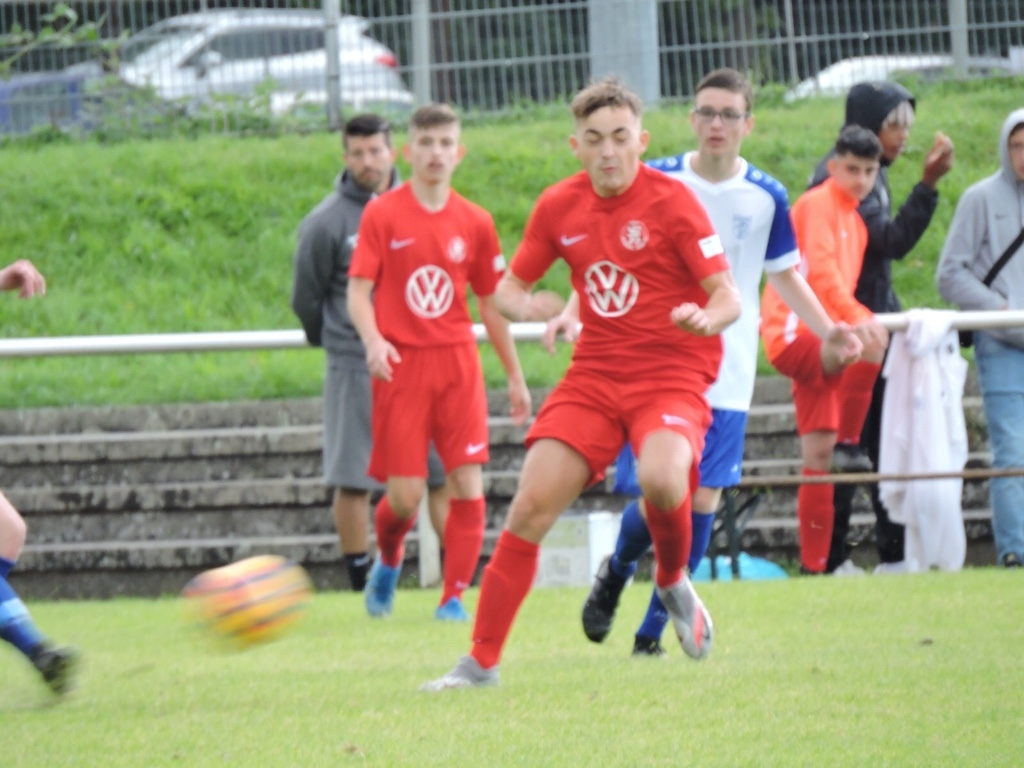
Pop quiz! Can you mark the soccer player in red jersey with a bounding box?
[422,78,742,689]
[347,104,533,622]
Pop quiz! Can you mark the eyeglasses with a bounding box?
[692,107,748,125]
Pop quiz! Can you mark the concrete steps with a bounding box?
[2,377,995,598]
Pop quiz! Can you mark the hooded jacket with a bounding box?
[936,108,1024,349]
[809,81,939,313]
[290,168,399,356]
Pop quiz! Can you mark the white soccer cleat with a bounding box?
[419,655,499,692]
[656,574,713,661]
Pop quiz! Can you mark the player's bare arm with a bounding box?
[0,259,46,298]
[346,276,401,381]
[541,290,581,353]
[494,271,566,323]
[478,294,532,426]
[766,266,845,343]
[671,270,741,336]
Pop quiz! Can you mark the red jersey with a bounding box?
[349,183,505,348]
[512,163,729,388]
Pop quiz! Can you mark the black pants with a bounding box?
[827,370,906,571]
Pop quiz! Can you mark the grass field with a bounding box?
[2,569,1021,767]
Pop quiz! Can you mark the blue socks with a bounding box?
[0,557,45,658]
[608,500,651,580]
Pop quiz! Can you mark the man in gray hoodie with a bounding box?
[937,108,1024,569]
[291,114,447,591]
[809,81,954,575]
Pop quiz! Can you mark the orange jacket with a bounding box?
[761,177,873,361]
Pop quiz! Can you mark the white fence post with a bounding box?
[416,495,441,588]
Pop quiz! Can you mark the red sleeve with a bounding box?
[467,212,504,298]
[509,189,559,284]
[669,185,729,282]
[348,198,384,282]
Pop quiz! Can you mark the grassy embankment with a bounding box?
[1,78,1021,409]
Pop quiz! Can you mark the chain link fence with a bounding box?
[2,0,1023,137]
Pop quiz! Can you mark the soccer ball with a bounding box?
[181,554,313,648]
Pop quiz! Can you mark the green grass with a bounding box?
[2,569,1022,766]
[1,77,1021,408]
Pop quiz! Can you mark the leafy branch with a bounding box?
[0,3,103,78]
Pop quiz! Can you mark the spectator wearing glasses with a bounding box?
[291,113,449,593]
[576,68,862,654]
[809,81,955,576]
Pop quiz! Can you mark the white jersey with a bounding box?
[648,152,800,411]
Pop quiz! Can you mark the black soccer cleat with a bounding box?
[31,643,80,696]
[581,558,628,643]
[632,634,667,657]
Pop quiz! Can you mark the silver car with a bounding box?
[112,9,413,113]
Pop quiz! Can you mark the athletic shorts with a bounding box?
[528,368,709,489]
[367,342,488,482]
[768,331,843,435]
[323,353,445,490]
[612,407,747,494]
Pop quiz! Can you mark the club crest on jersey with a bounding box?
[584,260,639,318]
[620,220,649,251]
[447,236,467,264]
[406,265,454,318]
[732,215,752,240]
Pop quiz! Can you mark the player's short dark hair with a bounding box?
[570,77,643,121]
[409,103,460,132]
[342,113,392,148]
[695,67,753,113]
[834,124,883,160]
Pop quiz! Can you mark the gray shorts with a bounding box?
[323,354,446,490]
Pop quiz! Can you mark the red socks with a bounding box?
[798,468,833,573]
[441,498,485,604]
[836,361,882,445]
[373,496,417,568]
[470,530,538,670]
[644,496,693,588]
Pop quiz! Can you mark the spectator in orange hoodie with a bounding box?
[761,125,890,574]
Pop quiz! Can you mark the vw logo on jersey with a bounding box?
[733,215,752,240]
[447,236,467,264]
[584,260,639,318]
[406,265,454,318]
[619,220,649,251]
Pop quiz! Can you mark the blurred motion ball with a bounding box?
[182,555,312,647]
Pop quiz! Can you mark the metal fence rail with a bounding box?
[2,0,1023,136]
[1,311,1023,358]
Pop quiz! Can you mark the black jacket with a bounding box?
[808,81,939,312]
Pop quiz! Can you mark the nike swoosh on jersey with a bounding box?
[560,234,587,246]
[390,238,416,249]
[465,442,487,455]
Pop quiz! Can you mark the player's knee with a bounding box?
[637,468,688,511]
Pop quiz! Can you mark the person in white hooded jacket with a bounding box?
[937,107,1024,568]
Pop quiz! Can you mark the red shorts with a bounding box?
[769,331,842,435]
[368,343,488,481]
[527,368,709,489]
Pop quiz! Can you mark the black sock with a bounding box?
[345,553,370,592]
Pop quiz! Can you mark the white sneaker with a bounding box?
[656,575,713,661]
[419,655,499,692]
[873,560,913,575]
[832,559,867,577]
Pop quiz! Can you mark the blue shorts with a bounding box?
[613,408,748,494]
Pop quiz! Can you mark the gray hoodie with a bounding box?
[937,108,1024,348]
[290,168,398,357]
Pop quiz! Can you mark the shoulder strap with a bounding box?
[982,226,1024,287]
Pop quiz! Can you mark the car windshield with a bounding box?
[119,23,204,65]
